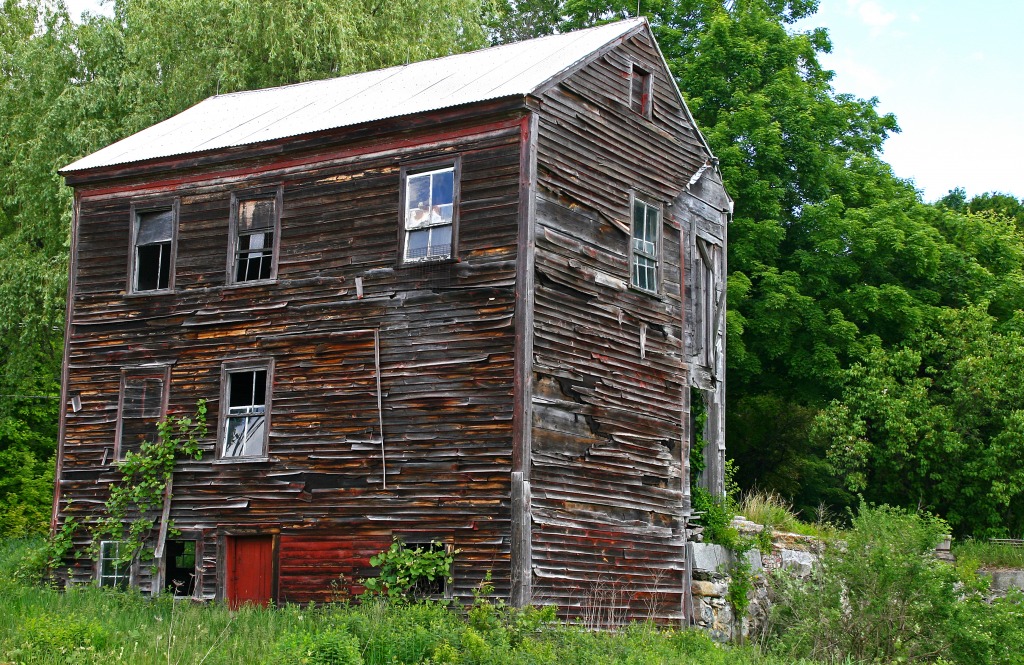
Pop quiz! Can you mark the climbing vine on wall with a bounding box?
[89,402,207,566]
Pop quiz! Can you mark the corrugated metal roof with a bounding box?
[62,19,645,173]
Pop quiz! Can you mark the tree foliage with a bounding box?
[3,0,1024,538]
[491,0,1024,535]
[0,0,487,538]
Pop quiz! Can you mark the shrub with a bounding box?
[266,627,363,665]
[764,504,1024,664]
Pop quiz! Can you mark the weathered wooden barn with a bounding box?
[54,18,730,623]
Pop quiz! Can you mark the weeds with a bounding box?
[953,539,1024,569]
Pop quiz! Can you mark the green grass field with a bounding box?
[0,539,809,665]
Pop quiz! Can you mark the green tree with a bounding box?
[0,0,488,537]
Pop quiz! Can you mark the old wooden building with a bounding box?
[54,18,730,623]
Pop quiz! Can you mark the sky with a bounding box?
[793,0,1024,202]
[64,0,1022,203]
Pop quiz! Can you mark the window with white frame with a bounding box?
[230,191,280,283]
[99,540,129,588]
[117,367,167,460]
[631,197,660,293]
[220,365,269,458]
[402,165,456,262]
[131,205,176,292]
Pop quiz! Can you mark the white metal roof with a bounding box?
[62,19,645,173]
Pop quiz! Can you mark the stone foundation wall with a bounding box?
[688,518,822,642]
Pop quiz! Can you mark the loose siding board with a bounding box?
[530,32,711,623]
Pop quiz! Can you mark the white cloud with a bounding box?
[846,0,897,32]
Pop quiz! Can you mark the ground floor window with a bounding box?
[99,540,129,589]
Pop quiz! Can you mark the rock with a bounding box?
[987,570,1024,594]
[690,542,732,573]
[691,580,719,597]
[780,548,817,576]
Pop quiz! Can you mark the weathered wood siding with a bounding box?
[57,111,526,601]
[529,30,713,623]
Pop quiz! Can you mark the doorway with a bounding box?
[225,535,274,609]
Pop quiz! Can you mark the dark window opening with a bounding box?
[134,208,173,291]
[222,368,268,458]
[165,540,197,597]
[630,65,652,118]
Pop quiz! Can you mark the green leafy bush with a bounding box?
[266,627,362,665]
[764,504,1024,664]
[362,540,456,601]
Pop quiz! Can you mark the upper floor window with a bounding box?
[631,197,660,293]
[695,236,723,367]
[219,362,271,459]
[630,65,652,118]
[229,188,281,284]
[401,162,459,263]
[130,202,177,293]
[117,366,168,460]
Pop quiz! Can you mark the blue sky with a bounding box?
[67,0,1021,203]
[793,0,1024,202]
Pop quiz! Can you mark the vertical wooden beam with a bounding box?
[52,192,80,534]
[511,110,538,607]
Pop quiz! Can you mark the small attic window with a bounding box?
[630,65,652,118]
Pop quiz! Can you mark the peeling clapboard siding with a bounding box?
[58,111,526,601]
[529,31,710,624]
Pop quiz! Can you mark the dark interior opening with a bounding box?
[166,539,197,597]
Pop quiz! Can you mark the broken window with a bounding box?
[98,540,129,588]
[117,367,168,460]
[131,206,175,292]
[695,237,723,368]
[220,365,269,459]
[165,539,197,596]
[402,540,454,598]
[630,65,652,118]
[230,191,280,283]
[630,197,660,293]
[402,165,456,262]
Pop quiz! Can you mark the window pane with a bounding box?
[136,209,173,245]
[124,377,164,418]
[236,232,273,282]
[643,207,658,244]
[223,369,267,458]
[431,170,454,206]
[223,414,265,457]
[100,541,128,588]
[632,255,656,292]
[238,199,275,231]
[406,174,431,223]
[430,225,452,257]
[229,370,266,409]
[406,229,429,259]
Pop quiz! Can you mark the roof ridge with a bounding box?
[209,19,644,100]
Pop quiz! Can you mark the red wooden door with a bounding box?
[226,535,274,609]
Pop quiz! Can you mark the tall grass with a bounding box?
[954,539,1024,569]
[0,538,814,665]
[737,490,837,538]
